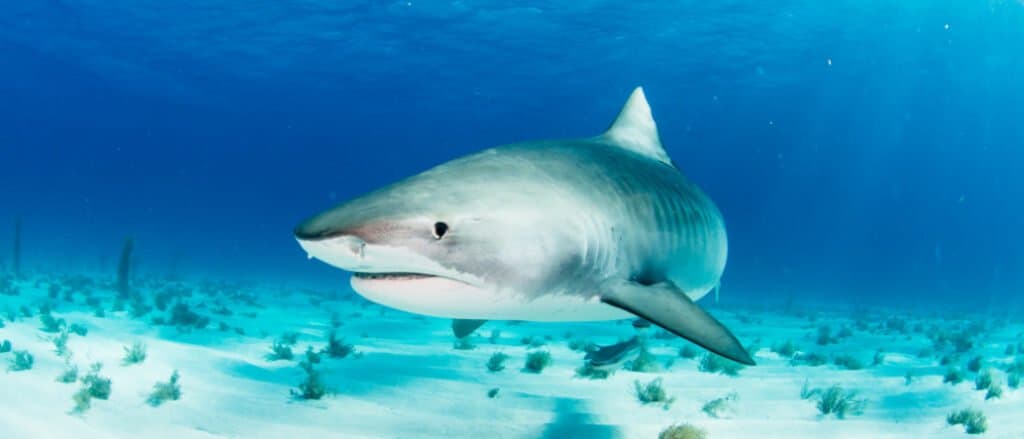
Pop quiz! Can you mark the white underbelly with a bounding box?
[350,275,632,321]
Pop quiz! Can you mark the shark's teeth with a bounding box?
[353,272,435,281]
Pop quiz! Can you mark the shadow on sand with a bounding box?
[537,397,623,439]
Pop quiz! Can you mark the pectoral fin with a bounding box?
[600,279,755,365]
[451,319,487,339]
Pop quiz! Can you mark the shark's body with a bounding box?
[295,88,753,365]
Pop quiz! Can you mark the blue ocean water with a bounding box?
[3,1,1023,308]
[2,2,1024,437]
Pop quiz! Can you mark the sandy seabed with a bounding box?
[0,272,1021,439]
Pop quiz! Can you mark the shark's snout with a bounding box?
[297,233,367,269]
[294,204,373,242]
[293,217,342,241]
[294,209,373,267]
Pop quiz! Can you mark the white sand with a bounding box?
[0,274,1021,438]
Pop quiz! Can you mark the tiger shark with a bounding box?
[294,87,754,365]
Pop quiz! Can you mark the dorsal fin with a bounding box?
[601,87,673,165]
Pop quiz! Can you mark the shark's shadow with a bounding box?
[222,349,469,395]
[537,398,623,439]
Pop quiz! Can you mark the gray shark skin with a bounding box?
[295,88,754,365]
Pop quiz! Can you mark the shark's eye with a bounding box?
[433,222,449,240]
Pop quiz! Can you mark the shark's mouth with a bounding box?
[352,272,439,281]
[347,270,490,320]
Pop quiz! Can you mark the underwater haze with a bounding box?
[2,1,1024,438]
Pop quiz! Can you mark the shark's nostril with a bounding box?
[340,235,366,259]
